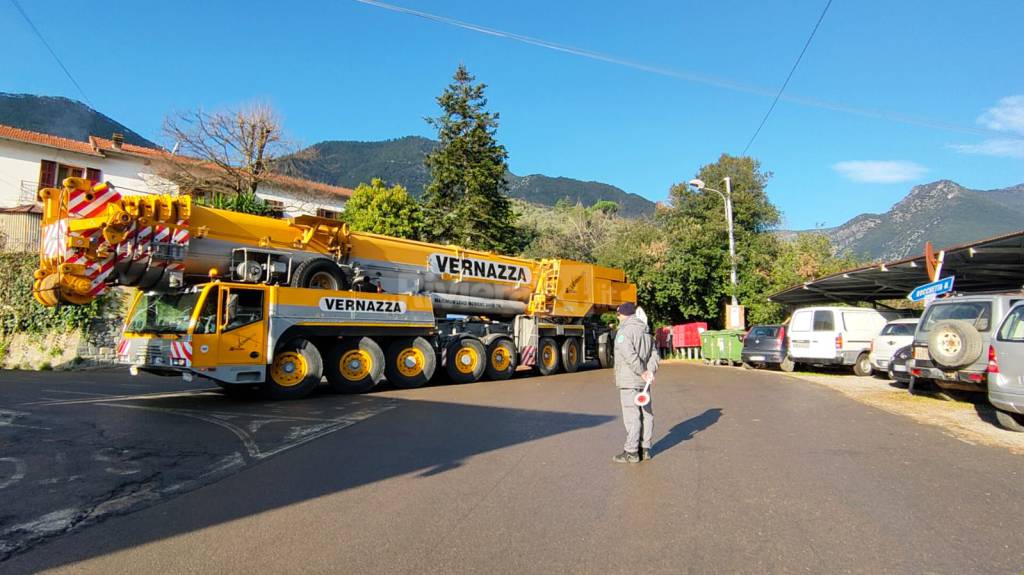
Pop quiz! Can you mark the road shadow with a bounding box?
[652,408,723,456]
[1,392,613,572]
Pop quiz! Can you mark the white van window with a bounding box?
[998,306,1024,342]
[791,311,812,331]
[812,310,834,331]
[881,323,915,336]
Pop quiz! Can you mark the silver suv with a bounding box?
[910,292,1024,393]
[987,303,1024,432]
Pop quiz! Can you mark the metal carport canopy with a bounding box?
[768,230,1024,306]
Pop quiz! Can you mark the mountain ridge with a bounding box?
[793,180,1024,262]
[277,137,657,217]
[0,93,156,148]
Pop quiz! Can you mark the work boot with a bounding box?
[641,448,653,462]
[612,450,640,464]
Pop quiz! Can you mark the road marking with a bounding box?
[0,457,26,490]
[0,409,51,431]
[38,389,121,397]
[96,401,399,460]
[19,388,223,407]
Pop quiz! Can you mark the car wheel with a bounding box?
[853,353,872,377]
[779,356,795,372]
[928,320,983,370]
[908,376,934,395]
[995,409,1024,432]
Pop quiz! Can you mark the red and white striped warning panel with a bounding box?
[169,341,193,365]
[67,183,121,219]
[521,345,536,367]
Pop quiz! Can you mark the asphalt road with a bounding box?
[1,363,1022,574]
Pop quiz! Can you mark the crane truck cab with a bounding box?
[118,281,436,398]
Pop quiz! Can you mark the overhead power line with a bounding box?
[9,0,93,107]
[353,0,998,138]
[741,0,833,155]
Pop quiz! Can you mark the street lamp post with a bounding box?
[688,177,737,306]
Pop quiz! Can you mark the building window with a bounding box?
[37,160,99,190]
[264,199,285,218]
[316,208,341,220]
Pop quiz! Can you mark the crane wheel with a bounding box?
[262,338,323,400]
[385,337,436,389]
[598,331,614,369]
[484,337,517,381]
[292,258,348,291]
[445,338,486,384]
[561,337,582,373]
[537,337,561,376]
[326,337,385,393]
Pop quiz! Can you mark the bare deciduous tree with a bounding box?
[159,102,291,199]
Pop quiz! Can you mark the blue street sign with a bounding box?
[908,276,955,302]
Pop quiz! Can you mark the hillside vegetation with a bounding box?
[0,93,156,147]
[277,137,656,217]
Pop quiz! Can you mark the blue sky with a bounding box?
[3,0,1022,229]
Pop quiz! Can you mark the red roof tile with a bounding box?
[0,125,102,156]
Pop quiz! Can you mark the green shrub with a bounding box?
[0,254,114,336]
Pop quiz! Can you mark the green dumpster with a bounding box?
[701,329,746,366]
[700,330,720,364]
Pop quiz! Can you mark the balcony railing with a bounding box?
[20,181,39,204]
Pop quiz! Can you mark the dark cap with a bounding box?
[617,302,636,316]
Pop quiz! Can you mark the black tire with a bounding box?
[908,376,935,395]
[853,353,872,377]
[928,320,984,370]
[484,337,517,381]
[325,337,385,393]
[598,331,614,369]
[446,338,487,384]
[561,337,582,373]
[995,409,1024,432]
[536,337,561,376]
[291,258,348,291]
[262,338,323,400]
[779,356,795,372]
[385,337,436,389]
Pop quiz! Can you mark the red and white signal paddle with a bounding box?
[634,378,653,406]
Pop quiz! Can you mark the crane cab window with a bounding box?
[193,290,219,334]
[223,289,264,331]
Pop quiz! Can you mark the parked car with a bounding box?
[910,292,1024,393]
[868,318,919,377]
[888,345,913,385]
[986,303,1024,432]
[741,324,792,371]
[787,306,905,375]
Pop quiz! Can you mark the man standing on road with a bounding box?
[612,302,658,464]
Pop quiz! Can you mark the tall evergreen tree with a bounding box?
[422,65,521,253]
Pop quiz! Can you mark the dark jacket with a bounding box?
[613,315,659,389]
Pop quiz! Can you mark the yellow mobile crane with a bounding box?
[35,178,636,398]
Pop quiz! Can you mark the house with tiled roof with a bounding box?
[0,124,353,238]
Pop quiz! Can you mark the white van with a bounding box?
[787,306,905,375]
